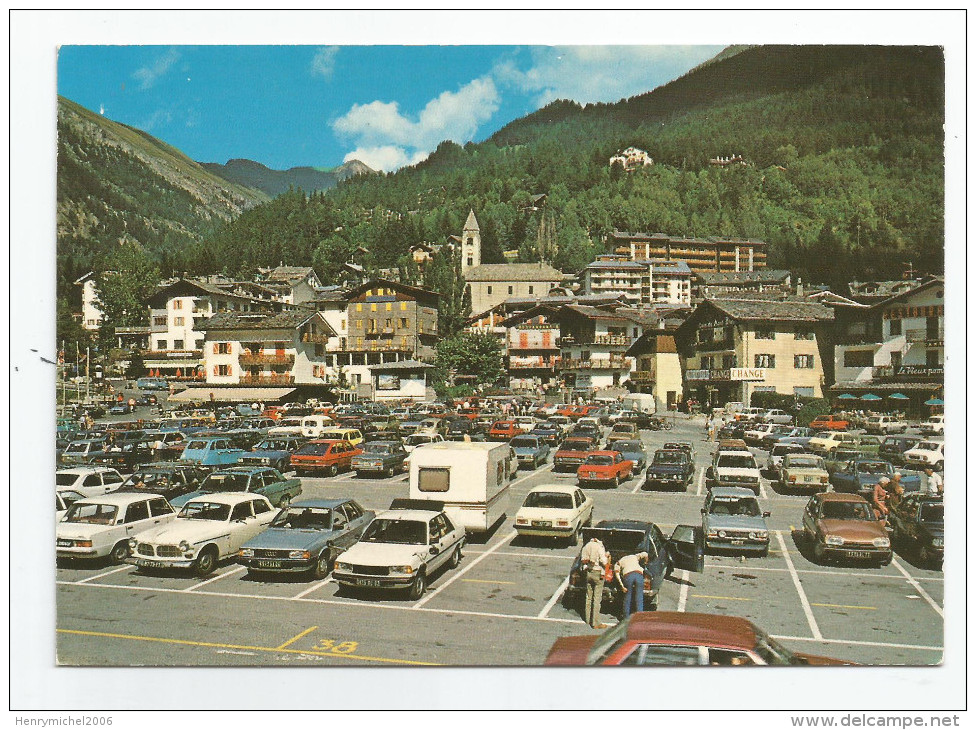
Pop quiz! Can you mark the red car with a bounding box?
[809,414,850,430]
[289,439,363,477]
[577,450,633,488]
[553,436,598,472]
[544,612,852,666]
[488,420,521,441]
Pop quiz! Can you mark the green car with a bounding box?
[170,466,302,509]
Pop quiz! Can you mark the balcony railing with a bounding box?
[509,340,560,351]
[240,374,295,385]
[905,328,945,345]
[632,370,655,382]
[143,349,203,359]
[239,352,295,367]
[560,356,631,371]
[593,334,630,346]
[301,333,330,344]
[337,342,412,353]
[508,358,560,370]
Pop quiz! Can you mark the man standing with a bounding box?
[580,536,609,629]
[872,476,890,521]
[615,551,649,619]
[922,466,944,495]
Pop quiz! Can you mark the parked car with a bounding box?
[759,424,804,450]
[878,436,921,467]
[809,414,850,431]
[237,498,375,578]
[58,438,110,467]
[830,457,922,500]
[488,420,521,441]
[57,493,178,563]
[403,432,445,453]
[801,492,892,566]
[919,415,944,437]
[268,417,307,437]
[56,489,87,523]
[779,453,830,492]
[514,485,594,544]
[512,416,538,434]
[290,439,363,477]
[864,415,909,435]
[179,437,245,468]
[706,450,762,495]
[609,440,647,472]
[643,449,693,491]
[351,440,408,477]
[553,436,598,473]
[238,435,308,472]
[55,467,125,498]
[743,422,778,447]
[774,427,818,450]
[509,435,551,470]
[701,487,770,556]
[170,466,302,509]
[766,442,807,480]
[761,409,794,425]
[544,613,849,666]
[902,440,945,472]
[116,463,205,502]
[129,493,279,576]
[563,521,704,613]
[530,421,563,446]
[824,447,865,476]
[808,431,859,456]
[333,499,466,599]
[888,494,943,569]
[606,422,640,445]
[317,428,364,446]
[577,451,633,488]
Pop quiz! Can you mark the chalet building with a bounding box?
[676,296,834,407]
[609,146,653,171]
[830,277,944,414]
[256,265,322,305]
[498,306,563,392]
[74,272,103,331]
[624,329,684,412]
[693,270,792,300]
[579,256,692,305]
[466,262,565,314]
[611,231,767,274]
[846,278,921,306]
[708,154,746,167]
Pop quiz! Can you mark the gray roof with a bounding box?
[697,269,791,285]
[465,263,563,282]
[463,209,480,232]
[706,297,834,322]
[369,360,436,372]
[261,266,317,284]
[199,308,320,331]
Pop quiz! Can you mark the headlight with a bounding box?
[76,540,93,548]
[336,562,353,572]
[825,535,845,546]
[789,475,797,483]
[931,537,944,547]
[872,537,890,548]
[179,540,190,552]
[239,548,254,558]
[556,520,569,527]
[289,550,311,560]
[718,530,727,538]
[751,531,768,540]
[389,565,414,574]
[128,538,138,549]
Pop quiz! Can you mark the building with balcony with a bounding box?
[610,231,767,274]
[255,265,322,305]
[624,330,684,412]
[74,272,104,330]
[609,146,653,171]
[497,307,562,392]
[579,256,692,305]
[676,296,834,408]
[693,269,792,300]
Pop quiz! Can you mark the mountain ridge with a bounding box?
[200,157,375,197]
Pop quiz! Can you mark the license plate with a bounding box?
[256,560,283,569]
[731,539,745,546]
[138,559,168,568]
[356,578,382,587]
[57,539,72,547]
[532,521,552,527]
[849,551,872,559]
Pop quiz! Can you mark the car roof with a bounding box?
[527,484,577,495]
[375,509,439,521]
[75,492,166,506]
[211,466,271,474]
[623,612,759,649]
[819,492,869,503]
[709,486,757,498]
[57,466,116,475]
[587,450,619,457]
[593,519,652,531]
[290,498,352,509]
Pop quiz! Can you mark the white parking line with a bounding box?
[74,565,131,584]
[510,464,552,489]
[677,570,690,612]
[537,577,570,618]
[705,563,944,582]
[759,480,768,499]
[630,478,643,494]
[774,530,822,640]
[412,531,517,609]
[182,566,247,592]
[891,557,944,617]
[695,466,704,496]
[292,577,334,599]
[464,549,574,561]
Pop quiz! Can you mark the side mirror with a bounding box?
[700,508,706,515]
[429,545,440,555]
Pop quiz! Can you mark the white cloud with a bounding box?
[495,46,724,107]
[333,76,499,171]
[133,48,180,90]
[311,46,340,79]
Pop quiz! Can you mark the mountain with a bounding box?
[57,95,269,292]
[201,158,375,197]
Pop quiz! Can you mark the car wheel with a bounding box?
[193,546,218,576]
[313,552,333,579]
[878,555,892,567]
[408,572,426,600]
[569,525,581,546]
[612,475,620,488]
[385,466,394,478]
[812,541,827,563]
[758,545,769,558]
[326,464,339,477]
[110,540,130,565]
[448,546,461,569]
[279,495,291,508]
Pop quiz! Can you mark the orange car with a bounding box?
[553,436,598,472]
[577,450,633,488]
[488,420,521,441]
[289,439,362,477]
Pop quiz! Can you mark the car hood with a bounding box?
[716,467,759,478]
[339,542,428,566]
[705,515,767,531]
[136,519,231,545]
[818,519,887,541]
[544,636,599,666]
[242,450,289,460]
[242,527,333,551]
[647,463,684,474]
[555,449,590,458]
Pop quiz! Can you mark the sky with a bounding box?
[57,45,724,172]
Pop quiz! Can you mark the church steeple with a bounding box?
[461,209,481,273]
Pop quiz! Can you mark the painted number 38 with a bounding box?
[317,639,358,654]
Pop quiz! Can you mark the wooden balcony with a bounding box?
[301,333,330,344]
[632,370,655,382]
[238,352,295,367]
[240,374,295,385]
[560,356,631,371]
[508,358,560,370]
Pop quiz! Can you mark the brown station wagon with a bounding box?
[800,492,892,566]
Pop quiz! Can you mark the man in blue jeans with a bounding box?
[614,551,649,618]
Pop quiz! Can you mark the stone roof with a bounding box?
[706,296,834,322]
[697,269,791,285]
[260,266,317,284]
[463,209,480,232]
[198,308,321,332]
[369,359,436,371]
[465,263,563,282]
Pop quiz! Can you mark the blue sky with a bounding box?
[58,45,724,172]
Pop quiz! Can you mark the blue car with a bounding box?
[605,439,647,472]
[530,422,563,446]
[239,435,308,472]
[237,499,376,579]
[179,436,244,468]
[701,487,771,556]
[509,435,551,470]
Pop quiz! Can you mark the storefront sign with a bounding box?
[685,369,710,381]
[730,368,766,382]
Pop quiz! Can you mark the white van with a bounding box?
[300,415,335,438]
[621,393,657,414]
[409,442,513,534]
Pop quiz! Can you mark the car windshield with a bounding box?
[363,443,392,455]
[717,455,757,469]
[787,457,824,470]
[919,503,944,523]
[406,435,435,446]
[834,451,860,461]
[56,473,80,486]
[615,441,643,452]
[585,619,632,665]
[65,443,90,454]
[611,425,634,433]
[856,462,889,474]
[917,442,942,451]
[771,445,800,456]
[122,471,170,488]
[361,518,426,545]
[64,503,118,524]
[535,422,555,430]
[584,455,614,466]
[822,501,874,521]
[511,437,538,448]
[271,507,334,529]
[709,498,761,517]
[178,502,232,521]
[654,451,685,465]
[561,440,591,451]
[523,492,573,509]
[752,630,801,666]
[58,491,85,509]
[321,432,351,440]
[296,442,331,456]
[200,473,250,492]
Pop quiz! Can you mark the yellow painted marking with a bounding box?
[811,603,877,611]
[57,628,440,666]
[276,625,319,650]
[461,579,516,585]
[690,594,754,602]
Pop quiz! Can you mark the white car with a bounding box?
[56,489,87,523]
[514,484,594,544]
[333,501,466,599]
[708,450,762,495]
[513,416,538,434]
[268,417,306,436]
[404,432,445,453]
[919,415,944,437]
[57,493,178,563]
[902,441,945,472]
[128,493,278,575]
[56,467,125,498]
[766,442,806,479]
[744,423,777,446]
[864,415,908,435]
[761,409,794,425]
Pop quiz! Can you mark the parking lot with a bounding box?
[56,413,944,666]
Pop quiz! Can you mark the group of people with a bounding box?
[871,466,944,521]
[579,536,649,630]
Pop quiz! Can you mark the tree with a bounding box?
[423,248,469,336]
[93,240,160,348]
[434,332,504,389]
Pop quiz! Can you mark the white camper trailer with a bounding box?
[408,442,514,534]
[621,393,657,414]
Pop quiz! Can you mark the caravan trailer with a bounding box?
[408,442,513,534]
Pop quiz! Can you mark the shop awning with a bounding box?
[168,387,296,403]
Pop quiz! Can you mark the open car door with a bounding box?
[667,524,705,573]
